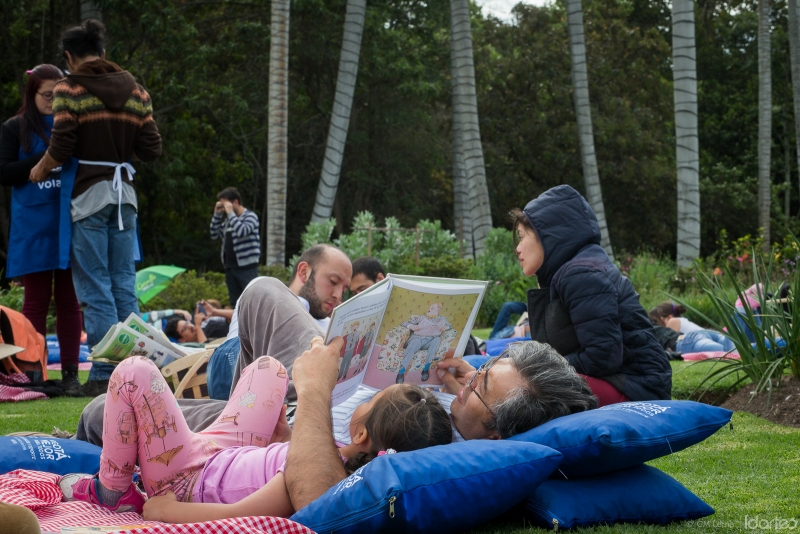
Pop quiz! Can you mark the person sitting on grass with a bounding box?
[59,340,452,522]
[511,185,672,406]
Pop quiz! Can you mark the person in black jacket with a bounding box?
[511,185,672,404]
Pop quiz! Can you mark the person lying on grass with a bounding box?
[59,336,452,521]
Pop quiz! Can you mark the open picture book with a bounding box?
[88,313,187,368]
[327,274,487,406]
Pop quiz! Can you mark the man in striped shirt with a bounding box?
[210,187,260,306]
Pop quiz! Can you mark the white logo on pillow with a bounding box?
[36,439,72,461]
[598,402,671,418]
[334,465,365,495]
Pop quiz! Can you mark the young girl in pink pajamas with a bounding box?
[60,354,452,521]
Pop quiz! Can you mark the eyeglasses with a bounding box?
[465,355,505,417]
[37,91,54,101]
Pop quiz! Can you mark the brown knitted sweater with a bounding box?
[46,59,162,198]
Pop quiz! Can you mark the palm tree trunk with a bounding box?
[311,0,367,223]
[266,0,289,265]
[672,0,701,266]
[788,0,800,215]
[450,5,473,260]
[757,0,772,249]
[452,115,474,258]
[450,0,492,257]
[566,0,613,259]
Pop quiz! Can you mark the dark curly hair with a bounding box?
[344,384,452,473]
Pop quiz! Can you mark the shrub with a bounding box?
[292,211,466,274]
[145,270,230,313]
[0,284,24,312]
[258,264,291,284]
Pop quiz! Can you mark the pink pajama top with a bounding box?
[191,441,346,504]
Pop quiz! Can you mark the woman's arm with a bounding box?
[193,304,208,344]
[201,300,234,321]
[557,266,624,377]
[142,474,294,523]
[0,119,44,187]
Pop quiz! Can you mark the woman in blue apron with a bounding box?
[0,64,83,396]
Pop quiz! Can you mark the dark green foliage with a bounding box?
[0,0,797,271]
[145,270,230,313]
[393,257,474,280]
[467,228,531,326]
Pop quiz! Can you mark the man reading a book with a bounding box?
[284,338,599,511]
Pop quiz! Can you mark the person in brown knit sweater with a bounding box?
[30,19,162,396]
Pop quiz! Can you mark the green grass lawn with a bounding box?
[2,364,798,533]
[0,370,93,435]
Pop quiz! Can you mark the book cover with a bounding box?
[326,274,486,405]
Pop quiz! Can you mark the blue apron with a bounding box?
[6,117,75,278]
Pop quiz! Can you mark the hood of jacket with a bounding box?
[68,59,136,111]
[523,185,602,287]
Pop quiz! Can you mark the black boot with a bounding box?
[81,379,109,397]
[61,365,83,397]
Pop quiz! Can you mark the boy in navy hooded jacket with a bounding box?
[511,185,671,404]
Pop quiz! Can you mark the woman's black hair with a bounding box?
[15,64,64,153]
[509,208,533,245]
[343,385,452,474]
[60,19,106,61]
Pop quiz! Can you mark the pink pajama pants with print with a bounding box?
[99,355,288,501]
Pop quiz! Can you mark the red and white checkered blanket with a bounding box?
[0,372,47,402]
[0,469,315,534]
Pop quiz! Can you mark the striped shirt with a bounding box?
[210,209,260,267]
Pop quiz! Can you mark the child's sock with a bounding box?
[95,479,125,506]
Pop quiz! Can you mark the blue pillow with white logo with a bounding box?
[0,436,101,476]
[290,440,562,533]
[524,464,715,530]
[508,401,732,477]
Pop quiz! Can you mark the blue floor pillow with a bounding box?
[524,464,715,530]
[291,440,562,533]
[509,400,732,477]
[0,435,101,476]
[46,335,91,364]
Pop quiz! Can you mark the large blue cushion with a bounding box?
[0,436,101,476]
[291,440,562,533]
[509,400,732,477]
[524,464,715,530]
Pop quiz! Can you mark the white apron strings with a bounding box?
[77,160,136,230]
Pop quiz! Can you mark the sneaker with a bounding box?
[81,379,109,397]
[395,367,406,384]
[59,474,146,514]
